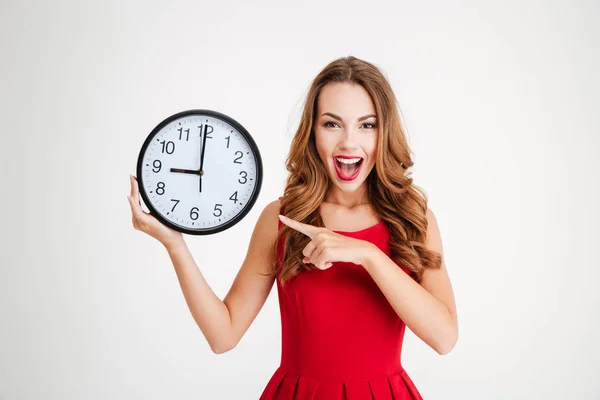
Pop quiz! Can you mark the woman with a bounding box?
[128,56,458,399]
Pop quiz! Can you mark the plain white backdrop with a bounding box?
[1,0,599,399]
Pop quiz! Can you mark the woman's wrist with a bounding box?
[164,235,186,253]
[360,242,383,270]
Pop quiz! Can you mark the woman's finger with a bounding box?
[302,254,332,269]
[302,240,317,258]
[127,195,140,226]
[130,174,141,206]
[130,175,142,206]
[128,194,152,230]
[129,175,136,196]
[127,195,142,217]
[130,175,149,213]
[311,243,331,270]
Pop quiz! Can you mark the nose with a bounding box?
[338,127,360,151]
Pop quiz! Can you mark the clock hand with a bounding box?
[199,125,208,193]
[170,168,201,175]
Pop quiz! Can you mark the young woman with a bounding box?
[128,56,458,399]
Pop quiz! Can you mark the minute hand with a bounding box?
[198,126,208,193]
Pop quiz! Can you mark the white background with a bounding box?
[1,0,599,399]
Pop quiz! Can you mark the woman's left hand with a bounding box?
[278,214,378,270]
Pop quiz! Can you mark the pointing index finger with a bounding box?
[278,215,322,239]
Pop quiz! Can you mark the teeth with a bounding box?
[335,157,361,164]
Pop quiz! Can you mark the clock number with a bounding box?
[152,160,161,173]
[225,135,230,148]
[160,140,175,154]
[199,124,214,139]
[229,191,238,203]
[213,204,222,217]
[170,199,180,212]
[156,182,165,195]
[190,207,199,220]
[238,171,247,184]
[177,127,190,141]
[234,151,243,164]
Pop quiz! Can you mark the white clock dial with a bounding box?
[137,110,262,235]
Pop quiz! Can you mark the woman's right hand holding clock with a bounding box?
[127,174,183,248]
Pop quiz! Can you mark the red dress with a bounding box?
[259,203,423,400]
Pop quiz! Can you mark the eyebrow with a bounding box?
[320,112,377,122]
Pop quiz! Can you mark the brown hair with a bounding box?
[271,56,442,286]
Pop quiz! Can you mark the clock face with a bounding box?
[136,109,263,235]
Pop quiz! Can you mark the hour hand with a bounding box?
[170,168,201,176]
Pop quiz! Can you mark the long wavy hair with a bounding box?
[271,56,442,286]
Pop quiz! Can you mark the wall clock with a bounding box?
[136,109,263,235]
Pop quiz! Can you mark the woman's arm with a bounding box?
[129,175,280,354]
[362,208,458,355]
[164,199,280,354]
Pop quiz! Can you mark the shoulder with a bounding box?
[253,198,282,239]
[425,207,443,253]
[245,198,282,264]
[425,207,437,226]
[262,198,282,221]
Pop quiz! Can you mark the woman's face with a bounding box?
[314,82,379,193]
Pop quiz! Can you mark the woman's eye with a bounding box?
[323,121,376,129]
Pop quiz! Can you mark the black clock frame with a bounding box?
[136,109,263,235]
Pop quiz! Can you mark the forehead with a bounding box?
[317,82,376,117]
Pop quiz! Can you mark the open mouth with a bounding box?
[333,157,364,181]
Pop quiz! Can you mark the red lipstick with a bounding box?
[333,156,363,181]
